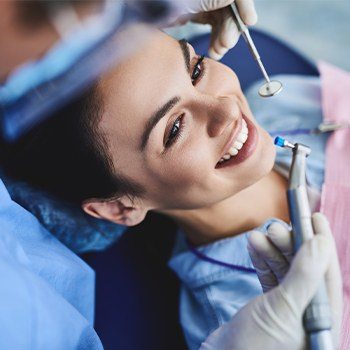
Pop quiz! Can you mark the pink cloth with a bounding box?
[319,61,350,349]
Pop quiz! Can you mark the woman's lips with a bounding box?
[215,115,258,169]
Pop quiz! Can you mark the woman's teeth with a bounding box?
[219,119,248,164]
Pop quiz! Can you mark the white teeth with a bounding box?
[233,141,243,150]
[237,132,248,143]
[229,147,238,156]
[218,119,250,165]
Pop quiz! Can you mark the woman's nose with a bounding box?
[204,95,241,138]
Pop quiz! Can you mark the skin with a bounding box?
[84,29,289,245]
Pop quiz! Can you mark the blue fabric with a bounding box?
[1,173,127,254]
[0,179,103,350]
[168,74,329,350]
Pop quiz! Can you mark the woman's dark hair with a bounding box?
[2,87,144,204]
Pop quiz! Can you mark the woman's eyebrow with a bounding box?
[178,39,191,74]
[139,40,189,151]
[140,96,180,151]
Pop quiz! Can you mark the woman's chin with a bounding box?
[257,127,276,173]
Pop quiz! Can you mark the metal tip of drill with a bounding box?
[274,136,295,149]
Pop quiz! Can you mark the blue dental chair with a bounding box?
[82,29,319,350]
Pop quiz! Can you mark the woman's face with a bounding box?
[98,30,276,211]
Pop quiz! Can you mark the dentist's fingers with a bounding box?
[186,0,257,20]
[248,239,278,292]
[267,222,294,263]
[187,0,258,61]
[185,0,237,13]
[280,226,333,315]
[235,0,258,25]
[208,8,239,60]
[248,231,290,285]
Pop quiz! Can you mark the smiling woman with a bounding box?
[82,29,282,231]
[2,26,292,349]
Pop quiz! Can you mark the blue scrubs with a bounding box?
[0,180,102,349]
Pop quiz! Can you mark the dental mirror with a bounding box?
[229,3,283,98]
[259,80,283,97]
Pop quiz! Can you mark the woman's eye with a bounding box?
[192,67,201,80]
[170,119,180,139]
[165,114,184,148]
[191,55,205,85]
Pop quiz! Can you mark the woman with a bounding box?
[2,27,332,348]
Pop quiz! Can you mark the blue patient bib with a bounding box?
[0,179,103,350]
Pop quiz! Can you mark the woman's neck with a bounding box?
[162,169,289,246]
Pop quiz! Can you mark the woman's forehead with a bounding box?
[100,31,185,130]
[104,31,180,96]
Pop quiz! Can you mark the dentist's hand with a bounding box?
[183,0,257,60]
[200,213,343,350]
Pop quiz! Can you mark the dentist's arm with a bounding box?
[200,213,342,350]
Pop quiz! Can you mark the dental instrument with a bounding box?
[314,121,350,134]
[229,2,283,98]
[274,136,333,350]
[269,120,350,137]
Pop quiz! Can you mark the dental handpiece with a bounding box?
[275,137,333,350]
[229,2,282,97]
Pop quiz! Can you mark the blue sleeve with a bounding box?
[0,251,103,350]
[0,179,103,350]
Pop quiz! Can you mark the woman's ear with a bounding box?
[82,196,148,226]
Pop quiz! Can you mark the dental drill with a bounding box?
[229,2,283,97]
[274,136,333,350]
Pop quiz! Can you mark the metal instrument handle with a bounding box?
[287,144,334,350]
[229,2,247,32]
[229,3,261,60]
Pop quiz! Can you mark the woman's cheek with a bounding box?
[209,60,242,93]
[202,58,241,96]
[171,148,209,187]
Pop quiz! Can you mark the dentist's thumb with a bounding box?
[280,213,341,313]
[279,235,331,315]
